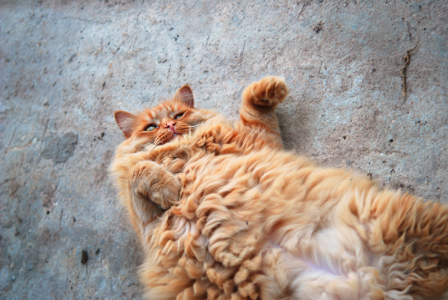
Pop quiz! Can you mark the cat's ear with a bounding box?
[114,110,137,139]
[174,84,194,108]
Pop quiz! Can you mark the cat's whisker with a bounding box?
[148,144,158,153]
[148,140,158,153]
[187,124,201,135]
[166,245,172,256]
[155,254,162,265]
[162,241,174,255]
[148,136,164,153]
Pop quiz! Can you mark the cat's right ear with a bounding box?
[114,110,137,139]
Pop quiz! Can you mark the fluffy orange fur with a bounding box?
[110,77,448,300]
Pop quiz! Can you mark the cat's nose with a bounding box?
[165,121,176,132]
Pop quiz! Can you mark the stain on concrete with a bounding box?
[94,149,113,184]
[41,132,78,163]
[80,250,88,265]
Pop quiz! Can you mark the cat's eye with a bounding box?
[145,124,158,132]
[174,112,184,120]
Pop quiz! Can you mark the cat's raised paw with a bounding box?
[243,76,288,107]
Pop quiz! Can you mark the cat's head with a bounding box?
[114,85,216,153]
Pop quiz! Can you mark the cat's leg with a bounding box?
[130,161,181,210]
[239,76,288,146]
[127,161,181,236]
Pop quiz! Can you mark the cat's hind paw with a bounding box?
[243,76,288,108]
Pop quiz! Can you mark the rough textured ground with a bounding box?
[0,0,447,299]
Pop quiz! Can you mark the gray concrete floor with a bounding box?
[0,1,447,299]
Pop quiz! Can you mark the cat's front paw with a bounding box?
[243,76,288,107]
[130,161,181,210]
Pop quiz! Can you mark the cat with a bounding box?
[110,77,448,300]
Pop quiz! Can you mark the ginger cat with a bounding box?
[110,77,448,300]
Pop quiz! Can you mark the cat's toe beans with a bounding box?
[256,97,272,106]
[268,78,287,102]
[266,81,278,98]
[255,76,288,105]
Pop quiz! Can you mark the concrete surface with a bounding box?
[0,0,447,299]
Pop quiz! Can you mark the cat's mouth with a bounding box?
[155,131,183,147]
[171,133,181,140]
[167,132,183,143]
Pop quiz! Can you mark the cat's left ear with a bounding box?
[174,84,194,108]
[114,110,137,139]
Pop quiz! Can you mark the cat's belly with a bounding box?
[174,147,445,300]
[177,149,382,299]
[270,223,377,300]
